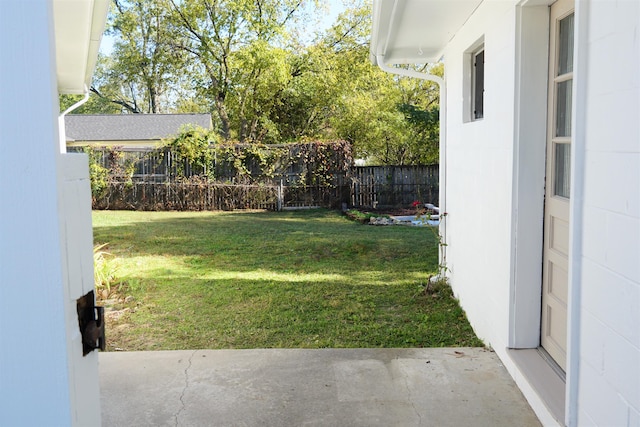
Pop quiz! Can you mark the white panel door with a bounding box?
[541,0,574,372]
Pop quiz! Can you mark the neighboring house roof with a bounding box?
[65,114,212,142]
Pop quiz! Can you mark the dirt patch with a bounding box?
[97,286,141,351]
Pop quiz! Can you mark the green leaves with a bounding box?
[167,125,218,177]
[85,146,110,200]
[73,0,441,165]
[97,0,186,113]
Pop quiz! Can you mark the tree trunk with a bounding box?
[149,86,159,113]
[216,95,230,140]
[239,118,247,142]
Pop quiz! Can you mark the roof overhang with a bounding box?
[53,0,109,94]
[370,0,483,65]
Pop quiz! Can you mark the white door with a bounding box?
[541,0,574,372]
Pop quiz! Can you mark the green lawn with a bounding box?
[92,209,482,350]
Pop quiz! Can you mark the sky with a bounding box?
[310,0,350,37]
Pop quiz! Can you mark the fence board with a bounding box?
[351,165,439,208]
[72,147,438,211]
[94,182,281,211]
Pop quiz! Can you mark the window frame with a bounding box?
[472,48,485,120]
[463,37,485,123]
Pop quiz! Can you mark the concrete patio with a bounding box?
[100,347,541,426]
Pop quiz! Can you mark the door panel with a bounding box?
[548,262,569,302]
[541,0,574,371]
[550,216,569,255]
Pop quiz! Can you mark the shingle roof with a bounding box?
[65,114,212,141]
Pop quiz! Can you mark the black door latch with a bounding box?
[76,290,106,356]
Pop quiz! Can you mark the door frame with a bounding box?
[509,0,585,425]
[541,0,575,373]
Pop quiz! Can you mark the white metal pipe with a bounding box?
[58,86,90,153]
[375,56,448,278]
[60,89,90,117]
[425,203,440,214]
[376,59,444,87]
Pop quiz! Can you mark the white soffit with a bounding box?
[370,0,483,65]
[53,0,109,94]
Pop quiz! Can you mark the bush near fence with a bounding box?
[72,144,438,211]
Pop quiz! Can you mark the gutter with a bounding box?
[58,86,90,153]
[85,0,110,89]
[375,56,448,279]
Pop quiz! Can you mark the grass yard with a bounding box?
[93,209,482,350]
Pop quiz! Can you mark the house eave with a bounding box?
[370,0,483,65]
[53,0,109,94]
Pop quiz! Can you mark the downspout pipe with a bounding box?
[58,85,90,153]
[375,56,448,279]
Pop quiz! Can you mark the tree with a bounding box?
[266,2,373,143]
[63,0,440,164]
[227,40,291,142]
[169,0,309,141]
[88,0,187,114]
[318,4,440,164]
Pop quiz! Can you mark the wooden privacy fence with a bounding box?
[93,180,351,211]
[75,147,438,211]
[94,181,281,211]
[351,165,439,208]
[92,167,437,211]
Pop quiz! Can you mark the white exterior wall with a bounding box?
[443,0,518,354]
[573,0,640,425]
[0,2,73,424]
[440,0,640,425]
[0,2,102,425]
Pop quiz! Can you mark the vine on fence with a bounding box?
[159,125,353,186]
[295,140,353,187]
[84,130,355,210]
[85,146,109,201]
[166,125,217,178]
[84,145,137,202]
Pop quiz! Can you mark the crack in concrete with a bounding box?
[174,350,196,427]
[397,359,423,425]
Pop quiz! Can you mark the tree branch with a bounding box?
[90,86,141,114]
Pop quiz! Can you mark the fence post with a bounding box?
[278,179,283,211]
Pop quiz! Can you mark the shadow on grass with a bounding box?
[94,209,481,350]
[93,209,438,275]
[109,274,481,351]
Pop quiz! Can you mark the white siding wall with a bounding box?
[0,2,73,425]
[439,0,639,425]
[443,1,517,354]
[575,0,640,424]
